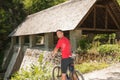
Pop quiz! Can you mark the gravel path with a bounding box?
[83,63,120,80]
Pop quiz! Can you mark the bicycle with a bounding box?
[42,52,84,80]
[52,56,84,80]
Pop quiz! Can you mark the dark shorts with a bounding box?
[61,57,74,73]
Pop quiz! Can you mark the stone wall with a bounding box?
[20,47,51,70]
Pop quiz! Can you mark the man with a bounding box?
[52,30,74,80]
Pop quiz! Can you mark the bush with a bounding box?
[93,33,116,44]
[11,64,52,80]
[38,54,44,64]
[11,54,53,80]
[77,36,91,53]
[97,44,120,55]
[93,34,109,44]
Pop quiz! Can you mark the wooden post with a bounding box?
[11,36,25,76]
[11,37,16,45]
[105,6,108,29]
[88,33,94,41]
[19,36,24,46]
[116,31,120,41]
[70,30,82,52]
[2,37,16,70]
[29,35,36,48]
[45,33,54,50]
[4,36,24,80]
[93,6,96,29]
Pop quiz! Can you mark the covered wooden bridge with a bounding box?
[3,0,120,79]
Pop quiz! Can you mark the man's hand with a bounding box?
[52,47,59,58]
[51,51,55,58]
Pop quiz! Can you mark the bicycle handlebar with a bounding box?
[41,52,76,68]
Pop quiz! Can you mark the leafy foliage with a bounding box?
[93,34,109,44]
[23,0,67,14]
[11,54,53,80]
[97,44,120,55]
[11,64,52,80]
[77,35,91,53]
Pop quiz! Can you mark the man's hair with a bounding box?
[56,29,63,33]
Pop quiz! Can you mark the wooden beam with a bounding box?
[93,7,96,29]
[106,6,120,29]
[105,6,108,29]
[78,27,120,32]
[95,5,106,8]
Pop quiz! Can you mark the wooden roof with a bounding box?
[9,0,120,36]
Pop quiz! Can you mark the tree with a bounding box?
[0,0,26,69]
[0,0,26,51]
[23,0,66,14]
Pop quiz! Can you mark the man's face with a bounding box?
[56,31,63,38]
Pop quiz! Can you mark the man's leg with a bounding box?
[61,58,68,80]
[73,72,78,80]
[69,58,78,80]
[69,64,77,80]
[62,73,66,80]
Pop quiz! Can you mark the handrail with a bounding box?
[4,46,22,80]
[2,43,14,70]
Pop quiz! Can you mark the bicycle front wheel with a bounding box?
[70,70,84,80]
[52,66,61,80]
[75,70,84,80]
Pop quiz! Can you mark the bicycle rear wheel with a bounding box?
[52,66,61,80]
[70,70,84,80]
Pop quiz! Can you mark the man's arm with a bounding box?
[52,47,59,57]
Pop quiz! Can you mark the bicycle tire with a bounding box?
[52,66,61,80]
[75,70,84,80]
[70,70,84,80]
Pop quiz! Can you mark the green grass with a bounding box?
[75,62,109,74]
[97,44,120,55]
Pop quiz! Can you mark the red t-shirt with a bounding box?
[56,36,72,59]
